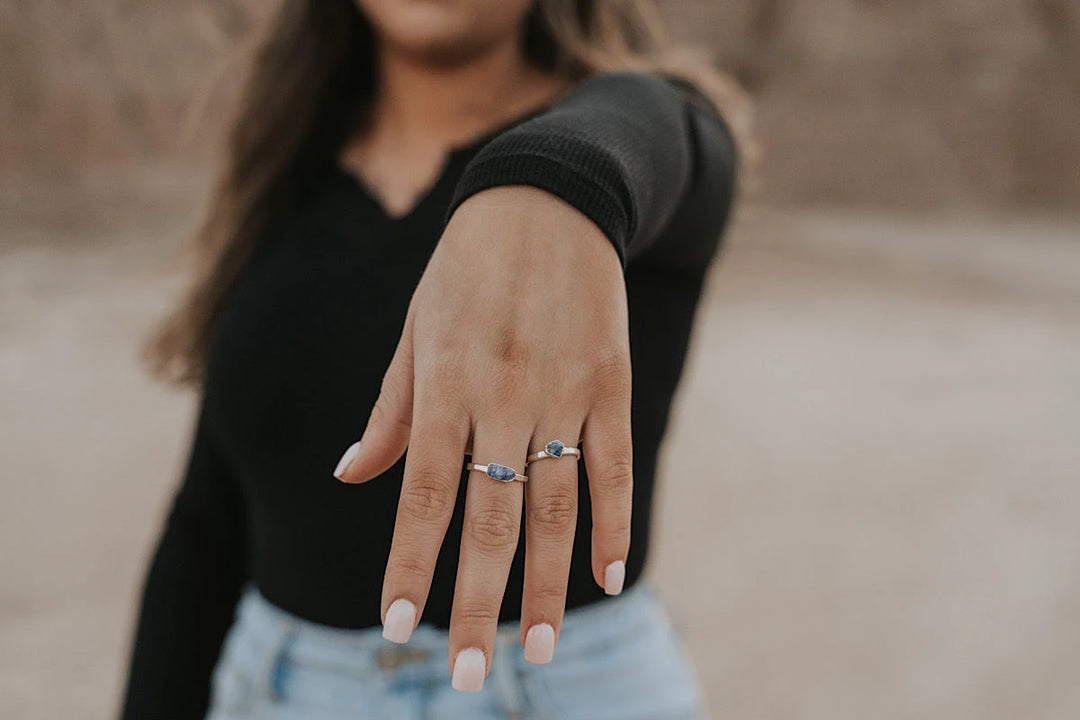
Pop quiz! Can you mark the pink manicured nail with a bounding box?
[452,647,486,692]
[333,441,362,480]
[382,598,416,644]
[604,561,625,595]
[524,623,555,664]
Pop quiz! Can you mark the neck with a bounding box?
[370,36,559,149]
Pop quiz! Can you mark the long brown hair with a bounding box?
[147,0,749,385]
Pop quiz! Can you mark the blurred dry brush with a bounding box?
[2,0,1078,212]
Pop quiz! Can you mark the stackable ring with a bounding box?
[464,461,528,483]
[525,440,582,465]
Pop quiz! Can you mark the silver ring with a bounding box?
[525,440,582,465]
[464,461,528,483]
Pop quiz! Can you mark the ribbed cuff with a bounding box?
[446,146,634,270]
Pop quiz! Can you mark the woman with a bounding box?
[120,0,741,718]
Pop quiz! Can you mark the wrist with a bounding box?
[448,186,620,272]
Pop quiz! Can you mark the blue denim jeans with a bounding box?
[206,581,704,719]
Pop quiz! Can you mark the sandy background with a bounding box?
[2,1,1079,719]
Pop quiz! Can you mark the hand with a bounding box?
[333,185,633,692]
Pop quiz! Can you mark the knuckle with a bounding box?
[399,481,455,523]
[488,329,531,398]
[368,393,398,429]
[590,348,631,392]
[528,488,577,534]
[595,456,634,496]
[429,391,464,421]
[467,508,519,551]
[418,370,466,415]
[405,455,450,486]
[387,553,431,583]
[492,324,529,368]
[529,582,567,605]
[596,517,632,544]
[453,600,501,627]
[421,388,467,423]
[490,364,528,403]
[428,359,465,393]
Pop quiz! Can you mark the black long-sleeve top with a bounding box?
[120,71,737,719]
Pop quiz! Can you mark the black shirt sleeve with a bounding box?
[446,70,738,271]
[119,400,248,720]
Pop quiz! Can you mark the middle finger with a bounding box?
[447,415,530,692]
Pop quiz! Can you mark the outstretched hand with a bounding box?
[333,185,633,692]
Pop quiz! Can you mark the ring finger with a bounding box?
[519,426,583,664]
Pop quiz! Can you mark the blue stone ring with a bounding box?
[464,461,528,483]
[525,440,582,465]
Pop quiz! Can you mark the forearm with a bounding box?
[447,70,738,270]
[119,408,247,720]
[120,514,246,719]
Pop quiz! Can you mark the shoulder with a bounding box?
[562,69,698,108]
[571,70,737,155]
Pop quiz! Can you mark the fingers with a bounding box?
[379,394,469,644]
[581,355,634,595]
[448,417,529,692]
[334,309,415,484]
[519,426,583,664]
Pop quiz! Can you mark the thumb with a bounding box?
[334,312,415,483]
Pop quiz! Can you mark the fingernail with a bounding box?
[604,560,625,595]
[524,623,555,664]
[382,598,416,644]
[333,441,362,480]
[451,647,486,692]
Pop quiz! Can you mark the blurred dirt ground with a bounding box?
[1,164,1078,719]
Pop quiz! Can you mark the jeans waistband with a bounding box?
[231,580,664,676]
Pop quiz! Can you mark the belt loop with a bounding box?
[267,629,298,703]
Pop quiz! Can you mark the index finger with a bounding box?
[379,397,469,643]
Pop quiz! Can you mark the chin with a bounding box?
[356,0,531,64]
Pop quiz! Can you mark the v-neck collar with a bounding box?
[334,148,466,224]
[333,98,558,224]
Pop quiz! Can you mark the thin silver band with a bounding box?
[464,462,528,483]
[525,440,582,465]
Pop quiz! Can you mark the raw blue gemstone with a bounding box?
[545,440,565,457]
[486,463,516,482]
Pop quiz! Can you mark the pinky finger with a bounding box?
[581,399,633,596]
